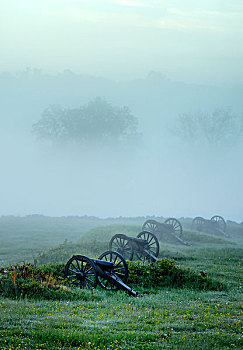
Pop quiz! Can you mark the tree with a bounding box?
[172,108,243,148]
[32,98,141,148]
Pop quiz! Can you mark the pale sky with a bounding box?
[0,0,243,83]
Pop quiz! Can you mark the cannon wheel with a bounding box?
[164,218,183,238]
[109,234,133,261]
[97,251,128,291]
[211,215,226,232]
[136,231,159,261]
[142,219,160,235]
[64,255,98,289]
[192,217,206,231]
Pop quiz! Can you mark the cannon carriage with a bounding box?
[191,215,227,237]
[64,250,138,296]
[109,231,159,263]
[142,218,189,246]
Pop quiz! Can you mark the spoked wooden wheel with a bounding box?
[192,217,206,232]
[142,219,160,235]
[136,231,159,261]
[211,215,226,232]
[109,234,133,261]
[97,251,128,291]
[64,255,98,289]
[164,218,183,238]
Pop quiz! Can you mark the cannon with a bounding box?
[142,218,189,246]
[64,250,138,296]
[191,215,227,237]
[109,231,159,263]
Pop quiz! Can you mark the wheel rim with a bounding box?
[192,217,205,231]
[164,218,183,238]
[142,220,159,235]
[64,255,98,289]
[211,215,226,232]
[109,234,133,261]
[136,231,159,261]
[97,251,128,291]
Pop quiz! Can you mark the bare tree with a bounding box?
[172,108,243,148]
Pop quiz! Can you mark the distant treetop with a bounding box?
[32,97,141,149]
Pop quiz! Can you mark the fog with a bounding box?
[0,1,243,221]
[0,71,242,221]
[1,0,243,85]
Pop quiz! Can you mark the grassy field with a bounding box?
[0,216,242,349]
[0,216,147,265]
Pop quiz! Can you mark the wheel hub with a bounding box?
[76,272,84,281]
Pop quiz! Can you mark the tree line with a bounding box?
[32,98,242,151]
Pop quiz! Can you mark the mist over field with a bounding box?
[1,5,243,350]
[0,71,242,221]
[0,0,243,221]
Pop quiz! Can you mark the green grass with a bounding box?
[0,289,242,349]
[0,216,243,349]
[0,217,145,265]
[36,224,142,265]
[35,224,240,265]
[0,258,226,303]
[1,216,242,265]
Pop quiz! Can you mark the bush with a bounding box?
[0,263,99,301]
[0,258,226,302]
[127,258,226,291]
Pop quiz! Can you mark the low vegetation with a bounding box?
[0,216,242,349]
[0,257,226,303]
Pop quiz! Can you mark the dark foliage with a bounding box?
[127,259,226,291]
[0,258,226,301]
[32,97,140,148]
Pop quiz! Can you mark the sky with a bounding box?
[0,0,243,84]
[0,0,242,221]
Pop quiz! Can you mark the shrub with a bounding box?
[127,258,226,291]
[0,258,226,302]
[0,263,99,301]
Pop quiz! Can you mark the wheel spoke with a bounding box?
[115,271,125,277]
[85,266,92,274]
[86,277,95,284]
[148,236,154,244]
[115,260,122,268]
[104,280,109,287]
[114,266,125,271]
[76,260,81,272]
[71,262,79,272]
[86,272,95,277]
[69,277,79,284]
[86,280,93,289]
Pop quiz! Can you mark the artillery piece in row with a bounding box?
[191,215,227,237]
[109,231,159,263]
[64,250,138,296]
[142,218,190,246]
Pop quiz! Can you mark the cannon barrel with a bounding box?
[101,271,138,297]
